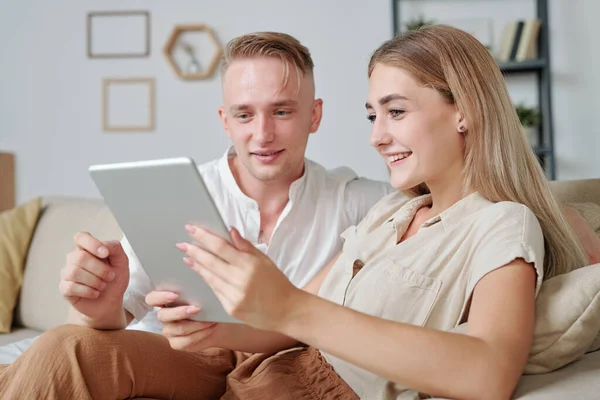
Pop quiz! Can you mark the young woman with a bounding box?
[0,26,588,400]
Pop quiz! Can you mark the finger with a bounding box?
[162,320,217,337]
[66,249,116,282]
[230,227,257,254]
[167,324,219,351]
[178,244,240,286]
[59,280,99,299]
[103,240,129,266]
[61,264,107,291]
[73,231,108,259]
[157,305,201,323]
[185,224,244,265]
[190,259,239,314]
[145,291,179,307]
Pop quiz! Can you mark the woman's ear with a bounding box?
[456,113,467,133]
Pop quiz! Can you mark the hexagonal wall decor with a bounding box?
[164,24,223,80]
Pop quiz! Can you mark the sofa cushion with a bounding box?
[0,330,41,364]
[14,197,121,331]
[0,328,40,347]
[515,350,600,399]
[525,263,600,374]
[0,197,42,333]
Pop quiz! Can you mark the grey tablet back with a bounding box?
[89,157,241,324]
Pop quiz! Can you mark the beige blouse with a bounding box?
[318,192,545,399]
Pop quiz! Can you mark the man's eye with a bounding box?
[389,109,405,117]
[237,113,249,120]
[275,110,290,116]
[367,114,376,123]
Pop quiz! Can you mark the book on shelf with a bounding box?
[516,19,541,61]
[497,19,541,63]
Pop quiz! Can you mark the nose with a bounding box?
[369,118,392,149]
[254,114,275,144]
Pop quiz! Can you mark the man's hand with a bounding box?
[61,232,130,327]
[146,290,220,352]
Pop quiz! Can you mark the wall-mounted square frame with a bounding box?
[102,77,155,132]
[87,10,151,58]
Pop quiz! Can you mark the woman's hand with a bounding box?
[175,225,303,332]
[145,290,219,352]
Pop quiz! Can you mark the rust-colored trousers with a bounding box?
[0,324,358,399]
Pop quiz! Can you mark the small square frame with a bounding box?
[102,77,155,132]
[87,10,151,58]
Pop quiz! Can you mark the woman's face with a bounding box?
[366,63,465,191]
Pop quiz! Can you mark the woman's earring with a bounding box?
[458,125,466,132]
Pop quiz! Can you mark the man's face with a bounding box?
[219,57,322,183]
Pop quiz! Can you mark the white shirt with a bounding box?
[122,148,394,331]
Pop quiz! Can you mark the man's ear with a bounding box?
[309,98,324,134]
[218,106,231,139]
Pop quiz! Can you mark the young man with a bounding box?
[61,32,393,334]
[0,31,393,365]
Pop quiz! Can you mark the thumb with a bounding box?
[230,227,256,254]
[102,240,129,269]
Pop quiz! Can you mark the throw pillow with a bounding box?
[0,197,42,333]
[524,263,600,374]
[568,202,600,236]
[563,202,600,264]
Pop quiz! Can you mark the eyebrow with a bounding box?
[230,99,299,113]
[365,94,409,109]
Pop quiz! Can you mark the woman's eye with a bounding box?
[367,114,376,123]
[389,109,405,117]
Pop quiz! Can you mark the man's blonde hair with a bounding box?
[368,25,587,279]
[221,32,314,91]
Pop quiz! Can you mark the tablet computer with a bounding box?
[89,157,242,324]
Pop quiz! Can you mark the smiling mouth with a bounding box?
[387,152,412,163]
[251,150,284,157]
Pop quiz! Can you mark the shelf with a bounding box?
[533,146,552,156]
[498,59,546,73]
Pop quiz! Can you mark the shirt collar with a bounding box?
[217,146,310,206]
[433,192,491,231]
[388,191,491,232]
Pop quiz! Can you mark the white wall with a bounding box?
[1,0,598,205]
[550,0,600,179]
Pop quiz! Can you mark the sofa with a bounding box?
[1,178,599,399]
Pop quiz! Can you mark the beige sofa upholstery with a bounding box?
[2,197,121,345]
[1,179,599,399]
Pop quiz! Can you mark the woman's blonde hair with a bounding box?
[368,25,587,278]
[221,31,314,92]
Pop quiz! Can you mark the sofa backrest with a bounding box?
[14,197,121,331]
[548,178,600,205]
